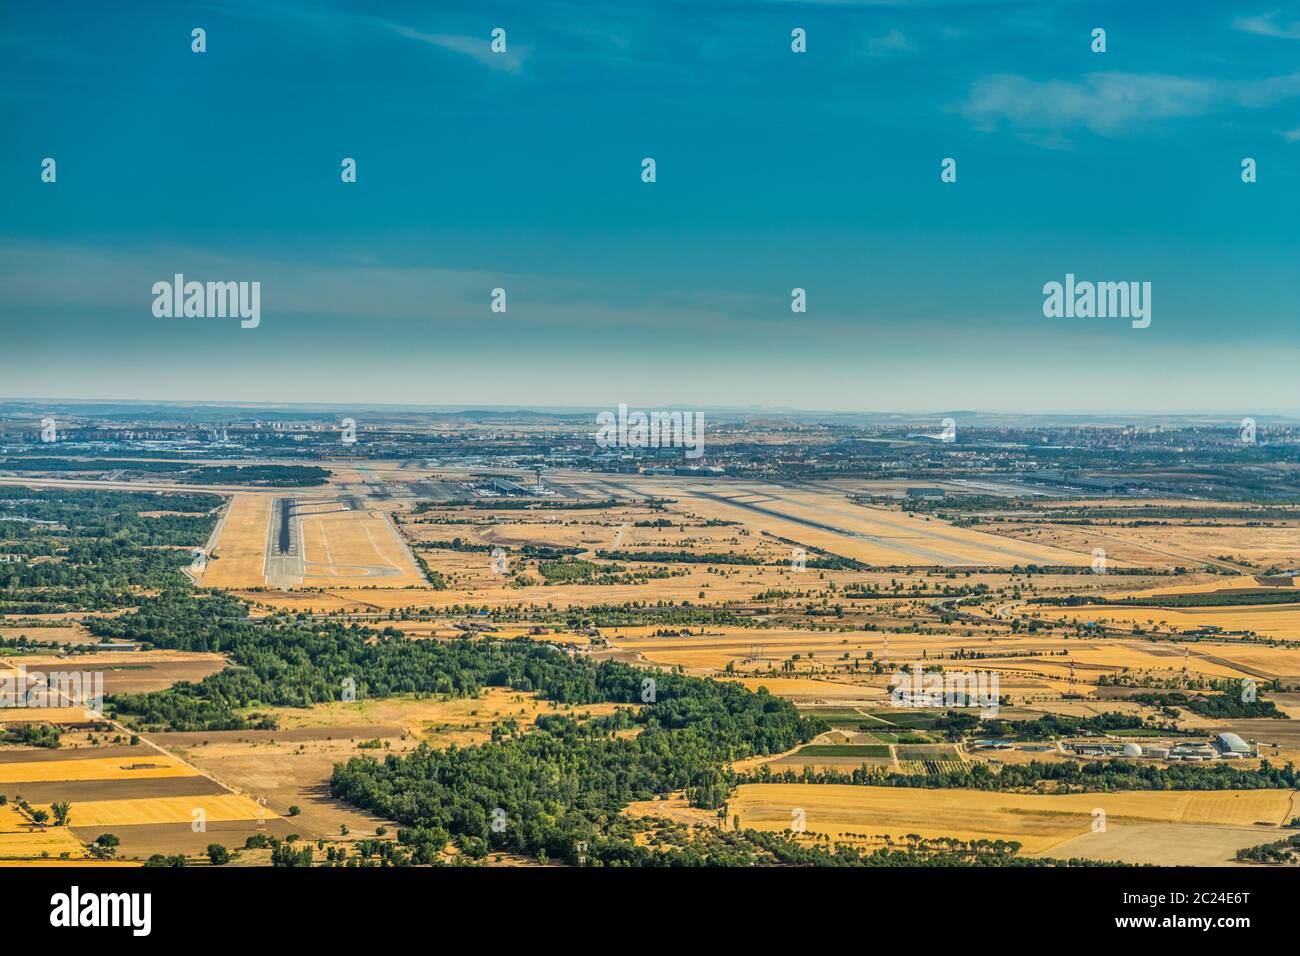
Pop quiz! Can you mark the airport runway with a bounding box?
[263,498,303,588]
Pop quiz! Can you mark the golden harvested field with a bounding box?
[604,626,891,672]
[604,627,1001,676]
[998,522,1300,570]
[0,805,87,859]
[1111,576,1297,599]
[0,755,197,784]
[299,507,426,588]
[1012,699,1150,719]
[153,737,401,843]
[972,747,1075,767]
[0,625,89,644]
[602,625,1300,696]
[0,859,138,867]
[1028,603,1300,643]
[257,688,631,743]
[1267,693,1300,719]
[8,650,220,669]
[974,645,1246,684]
[199,493,273,588]
[1042,823,1293,866]
[729,784,1297,856]
[0,706,95,724]
[719,676,886,701]
[236,567,808,610]
[2,650,228,696]
[0,830,88,858]
[66,793,276,827]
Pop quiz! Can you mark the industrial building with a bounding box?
[1215,732,1255,757]
[905,487,946,498]
[1168,742,1218,761]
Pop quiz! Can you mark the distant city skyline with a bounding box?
[3,0,1299,412]
[3,397,1297,425]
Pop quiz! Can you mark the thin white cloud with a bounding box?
[760,0,1019,5]
[867,29,915,56]
[385,24,526,74]
[1233,11,1300,39]
[959,71,1300,141]
[209,1,527,73]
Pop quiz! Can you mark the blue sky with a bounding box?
[2,0,1299,413]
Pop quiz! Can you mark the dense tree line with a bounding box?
[535,559,675,586]
[737,757,1299,792]
[419,538,582,559]
[185,465,329,486]
[1031,590,1300,608]
[1235,832,1300,864]
[412,498,630,513]
[1130,689,1288,720]
[611,824,1125,867]
[337,821,1124,867]
[931,710,1183,741]
[0,460,327,486]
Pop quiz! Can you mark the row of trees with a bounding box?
[736,757,1300,792]
[3,795,71,826]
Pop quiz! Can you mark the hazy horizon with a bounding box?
[3,395,1298,424]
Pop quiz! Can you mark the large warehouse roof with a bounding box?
[1217,732,1251,754]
